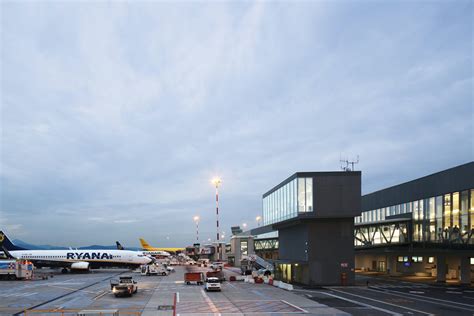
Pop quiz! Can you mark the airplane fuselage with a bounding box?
[10,249,151,269]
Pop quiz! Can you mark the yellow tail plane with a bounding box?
[139,238,184,253]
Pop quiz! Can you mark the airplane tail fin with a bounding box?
[139,238,152,250]
[0,231,24,251]
[116,241,124,250]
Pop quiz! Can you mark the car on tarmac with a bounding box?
[210,261,224,270]
[205,277,221,292]
[110,276,138,297]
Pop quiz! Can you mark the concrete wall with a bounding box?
[228,236,254,267]
[307,219,355,285]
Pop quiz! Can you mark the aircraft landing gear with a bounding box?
[61,268,69,274]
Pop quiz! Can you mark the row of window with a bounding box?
[397,256,433,263]
[355,189,474,243]
[262,177,313,225]
[356,189,474,229]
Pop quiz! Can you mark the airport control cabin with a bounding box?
[227,162,474,286]
[228,171,361,286]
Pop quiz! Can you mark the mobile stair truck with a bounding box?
[0,260,34,280]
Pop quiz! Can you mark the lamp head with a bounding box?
[211,177,222,187]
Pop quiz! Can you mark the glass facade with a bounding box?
[354,188,474,244]
[263,177,313,225]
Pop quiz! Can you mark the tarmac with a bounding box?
[0,265,347,315]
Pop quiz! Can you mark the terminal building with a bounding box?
[355,162,474,284]
[227,162,474,286]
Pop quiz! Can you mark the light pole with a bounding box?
[193,216,200,242]
[242,223,247,230]
[212,177,222,260]
[256,216,262,227]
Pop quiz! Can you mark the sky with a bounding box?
[1,1,472,247]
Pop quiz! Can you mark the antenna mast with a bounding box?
[340,155,359,171]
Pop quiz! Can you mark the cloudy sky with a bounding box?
[1,1,472,247]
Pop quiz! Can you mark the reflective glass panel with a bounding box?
[298,178,305,212]
[452,192,460,229]
[306,178,313,212]
[444,194,451,229]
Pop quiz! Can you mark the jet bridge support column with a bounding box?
[460,256,471,285]
[436,254,446,283]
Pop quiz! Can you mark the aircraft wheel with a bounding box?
[61,268,68,274]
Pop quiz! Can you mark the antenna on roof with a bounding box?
[340,155,359,171]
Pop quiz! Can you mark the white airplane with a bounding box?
[116,241,170,258]
[0,231,152,273]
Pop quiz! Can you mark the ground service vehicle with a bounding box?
[141,264,168,276]
[210,262,224,270]
[185,272,204,285]
[0,260,34,280]
[197,258,210,267]
[110,276,138,297]
[205,277,221,292]
[206,270,225,281]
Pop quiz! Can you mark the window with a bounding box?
[452,192,460,228]
[298,178,306,212]
[428,257,435,264]
[412,256,423,263]
[460,190,469,233]
[471,189,474,230]
[306,178,313,212]
[444,194,451,229]
[471,258,474,265]
[397,256,404,262]
[240,241,248,256]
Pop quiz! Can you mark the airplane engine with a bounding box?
[70,261,90,270]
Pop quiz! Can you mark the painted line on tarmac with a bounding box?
[368,287,474,312]
[327,288,433,315]
[281,300,308,313]
[297,290,402,316]
[200,288,220,314]
[47,284,97,294]
[93,290,108,300]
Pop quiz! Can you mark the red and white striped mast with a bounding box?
[212,177,222,260]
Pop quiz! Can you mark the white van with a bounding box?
[205,277,221,292]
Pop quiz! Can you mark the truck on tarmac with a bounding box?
[0,260,34,280]
[110,276,138,297]
[206,270,225,282]
[184,272,204,285]
[141,264,168,276]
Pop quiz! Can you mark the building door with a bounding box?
[377,261,386,272]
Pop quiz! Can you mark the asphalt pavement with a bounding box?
[293,274,474,316]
